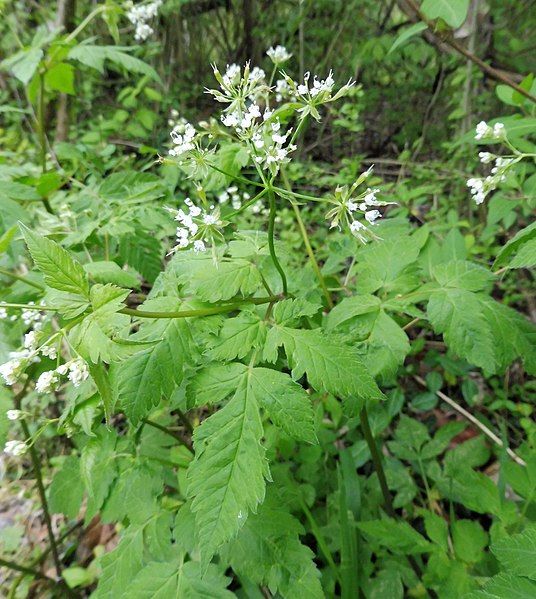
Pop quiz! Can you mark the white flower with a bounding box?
[41,345,57,360]
[6,409,22,421]
[365,210,382,225]
[475,121,491,140]
[35,370,58,394]
[275,78,293,102]
[267,45,292,64]
[169,122,196,157]
[193,240,206,253]
[493,122,505,139]
[478,152,494,164]
[21,303,46,328]
[126,0,162,42]
[67,359,89,387]
[4,440,27,456]
[0,358,25,386]
[24,331,38,351]
[0,307,7,319]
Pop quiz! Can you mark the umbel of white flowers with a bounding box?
[125,0,162,41]
[467,121,517,204]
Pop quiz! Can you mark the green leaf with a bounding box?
[452,519,488,563]
[188,362,248,407]
[326,294,381,330]
[68,44,161,83]
[2,47,43,84]
[222,491,323,599]
[0,225,17,254]
[44,62,75,94]
[84,261,141,289]
[187,371,269,562]
[126,560,234,598]
[118,231,162,284]
[492,527,536,580]
[357,517,432,554]
[249,368,316,442]
[48,456,84,519]
[389,22,427,54]
[180,258,262,302]
[117,298,193,424]
[266,326,385,416]
[432,260,494,292]
[93,527,145,598]
[20,223,89,297]
[208,312,267,361]
[494,222,536,268]
[427,288,496,372]
[466,573,536,599]
[421,0,470,28]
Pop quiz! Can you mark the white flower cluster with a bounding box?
[125,0,162,41]
[6,409,22,421]
[35,359,89,395]
[166,198,223,253]
[217,186,251,210]
[274,78,295,102]
[325,167,392,242]
[475,121,505,141]
[210,63,268,110]
[467,155,515,205]
[4,440,27,456]
[0,307,7,320]
[169,121,196,158]
[267,45,292,65]
[21,302,47,329]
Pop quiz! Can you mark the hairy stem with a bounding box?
[120,295,279,319]
[267,192,288,295]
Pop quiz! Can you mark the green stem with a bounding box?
[143,418,194,454]
[360,407,425,580]
[120,295,279,319]
[37,73,53,214]
[267,191,288,295]
[0,556,51,580]
[299,495,342,585]
[0,268,45,291]
[64,5,106,43]
[206,162,264,188]
[0,303,54,311]
[16,414,62,578]
[292,202,333,308]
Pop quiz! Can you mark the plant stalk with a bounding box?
[37,73,53,214]
[267,191,288,295]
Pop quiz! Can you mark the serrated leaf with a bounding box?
[117,298,193,424]
[125,560,234,598]
[68,44,160,82]
[20,223,89,297]
[326,294,381,331]
[181,258,262,302]
[492,527,536,580]
[427,288,496,372]
[452,520,488,563]
[208,312,267,361]
[2,47,43,84]
[0,225,17,254]
[222,491,323,599]
[432,260,494,292]
[271,297,321,326]
[249,368,316,442]
[187,371,269,562]
[84,261,140,289]
[266,326,384,416]
[188,362,248,407]
[119,231,162,284]
[358,517,432,554]
[48,456,84,519]
[494,222,536,268]
[466,573,536,599]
